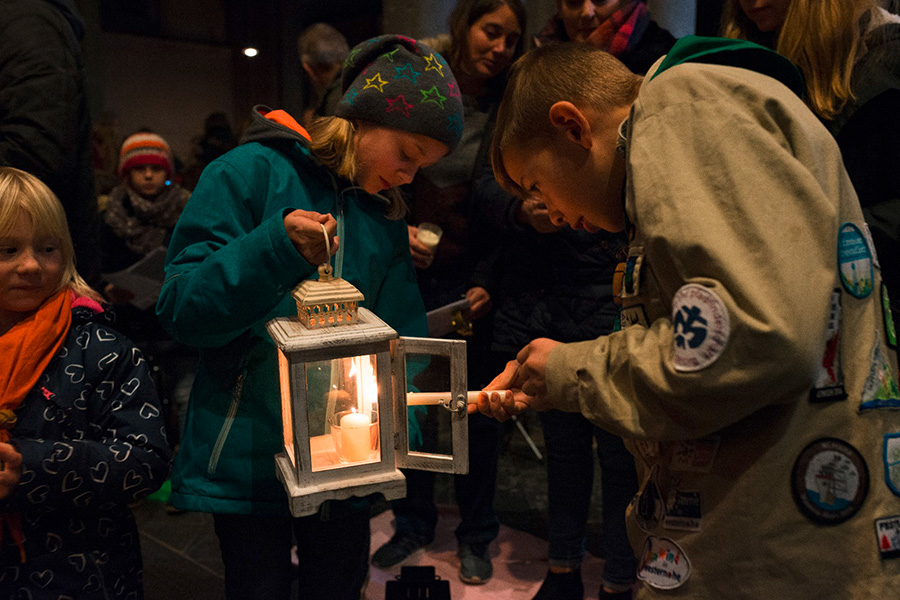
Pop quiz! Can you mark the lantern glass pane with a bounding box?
[277,349,294,466]
[408,353,454,456]
[307,354,381,471]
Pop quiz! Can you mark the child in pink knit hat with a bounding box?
[100,131,192,451]
[116,131,177,201]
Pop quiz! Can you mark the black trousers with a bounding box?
[214,509,370,600]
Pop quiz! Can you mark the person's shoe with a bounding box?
[532,567,583,600]
[371,534,428,569]
[598,585,633,600]
[458,543,492,585]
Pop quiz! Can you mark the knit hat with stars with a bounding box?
[334,35,464,151]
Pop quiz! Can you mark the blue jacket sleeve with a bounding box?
[156,158,317,348]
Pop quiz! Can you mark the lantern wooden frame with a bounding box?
[267,307,468,517]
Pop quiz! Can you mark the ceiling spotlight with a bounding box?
[243,47,259,57]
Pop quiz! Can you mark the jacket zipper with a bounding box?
[207,373,244,476]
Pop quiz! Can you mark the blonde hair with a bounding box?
[306,115,407,219]
[0,167,102,302]
[491,43,641,197]
[721,0,874,120]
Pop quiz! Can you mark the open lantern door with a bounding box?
[266,265,468,517]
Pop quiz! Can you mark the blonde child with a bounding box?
[475,40,900,598]
[156,35,464,600]
[0,166,169,597]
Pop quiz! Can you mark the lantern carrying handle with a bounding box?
[319,223,333,280]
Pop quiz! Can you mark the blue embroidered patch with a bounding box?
[623,255,642,297]
[838,222,874,298]
[885,433,900,498]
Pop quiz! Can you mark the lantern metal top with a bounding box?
[292,264,365,329]
[268,306,396,353]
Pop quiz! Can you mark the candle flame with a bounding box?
[349,355,378,416]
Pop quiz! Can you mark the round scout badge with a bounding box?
[637,535,691,589]
[838,223,874,298]
[671,284,730,372]
[791,438,869,524]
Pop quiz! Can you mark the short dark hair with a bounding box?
[491,43,641,197]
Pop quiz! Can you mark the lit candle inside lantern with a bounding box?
[340,411,371,462]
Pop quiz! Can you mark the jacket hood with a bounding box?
[239,105,312,147]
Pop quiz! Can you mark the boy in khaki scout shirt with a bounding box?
[473,39,900,598]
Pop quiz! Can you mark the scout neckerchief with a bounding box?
[0,288,73,562]
[649,36,805,99]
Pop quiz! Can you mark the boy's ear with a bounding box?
[548,101,592,150]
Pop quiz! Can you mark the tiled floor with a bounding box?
[135,412,611,599]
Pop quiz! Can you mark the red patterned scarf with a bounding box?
[584,1,650,57]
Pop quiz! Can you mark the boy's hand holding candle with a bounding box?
[469,337,560,421]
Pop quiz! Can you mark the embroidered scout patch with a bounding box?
[859,337,900,410]
[875,515,900,559]
[631,464,664,532]
[620,305,649,328]
[671,284,730,372]
[838,222,874,298]
[863,222,881,269]
[670,437,721,473]
[810,289,846,402]
[637,535,691,589]
[791,438,869,525]
[883,283,897,349]
[663,489,702,532]
[885,433,900,498]
[622,254,643,298]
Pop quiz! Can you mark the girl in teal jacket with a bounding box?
[156,35,463,600]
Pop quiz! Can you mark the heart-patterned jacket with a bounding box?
[0,302,170,599]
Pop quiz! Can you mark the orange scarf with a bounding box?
[0,288,73,562]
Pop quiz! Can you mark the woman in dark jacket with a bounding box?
[371,0,527,585]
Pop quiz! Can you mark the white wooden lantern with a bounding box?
[268,274,469,517]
